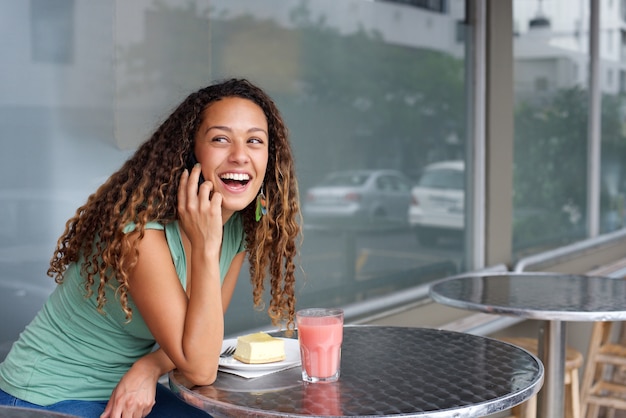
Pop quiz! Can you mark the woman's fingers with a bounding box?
[178,164,208,214]
[186,163,203,201]
[177,164,223,248]
[209,191,222,214]
[197,178,214,206]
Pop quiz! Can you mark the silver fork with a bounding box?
[220,346,236,358]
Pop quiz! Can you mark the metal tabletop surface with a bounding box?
[429,272,626,418]
[0,406,79,417]
[429,272,626,321]
[169,326,543,417]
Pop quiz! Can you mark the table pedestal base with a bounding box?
[537,320,566,418]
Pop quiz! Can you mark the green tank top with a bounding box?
[0,214,244,405]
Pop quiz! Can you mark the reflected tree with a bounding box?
[288,4,465,185]
[118,1,466,189]
[514,86,626,251]
[208,2,466,189]
[117,1,212,101]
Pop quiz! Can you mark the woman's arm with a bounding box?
[128,229,223,386]
[220,252,245,313]
[102,252,245,418]
[128,166,226,386]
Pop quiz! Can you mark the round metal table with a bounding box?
[0,406,78,417]
[429,272,626,418]
[169,326,543,417]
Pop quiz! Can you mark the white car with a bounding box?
[408,161,465,245]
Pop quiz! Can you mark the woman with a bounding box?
[0,78,301,417]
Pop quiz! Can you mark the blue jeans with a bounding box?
[0,384,211,417]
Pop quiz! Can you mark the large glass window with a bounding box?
[512,0,590,256]
[203,0,470,333]
[1,1,128,360]
[0,0,469,349]
[513,0,626,255]
[600,0,626,233]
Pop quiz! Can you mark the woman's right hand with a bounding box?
[100,361,158,418]
[177,164,223,255]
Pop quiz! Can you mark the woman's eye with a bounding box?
[249,137,264,144]
[212,136,228,143]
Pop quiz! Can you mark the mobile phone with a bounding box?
[185,152,205,187]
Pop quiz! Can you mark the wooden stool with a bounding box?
[501,337,583,418]
[580,322,626,418]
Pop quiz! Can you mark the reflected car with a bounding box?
[408,161,465,245]
[304,169,412,226]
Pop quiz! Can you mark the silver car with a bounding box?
[304,169,412,226]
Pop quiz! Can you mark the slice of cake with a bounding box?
[233,332,286,364]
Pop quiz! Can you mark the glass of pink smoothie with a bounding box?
[296,308,344,383]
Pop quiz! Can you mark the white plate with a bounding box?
[219,337,301,371]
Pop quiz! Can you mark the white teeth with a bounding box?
[220,173,250,181]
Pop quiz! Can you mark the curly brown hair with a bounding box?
[47,78,301,330]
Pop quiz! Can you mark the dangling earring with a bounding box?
[255,185,267,222]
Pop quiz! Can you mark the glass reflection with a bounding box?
[0,0,469,343]
[599,0,626,233]
[513,0,626,252]
[1,0,129,361]
[208,0,468,333]
[513,0,590,255]
[408,160,464,246]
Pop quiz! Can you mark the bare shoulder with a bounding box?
[132,227,168,245]
[130,228,178,283]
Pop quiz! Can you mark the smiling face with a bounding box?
[194,96,269,222]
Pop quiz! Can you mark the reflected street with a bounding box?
[224,222,463,335]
